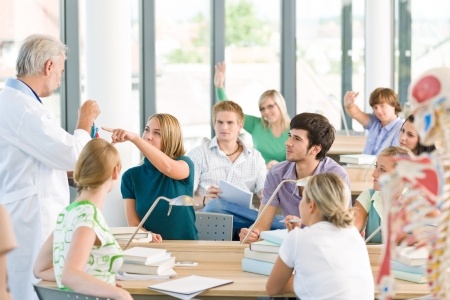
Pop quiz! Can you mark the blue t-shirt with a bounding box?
[121,156,198,240]
[363,114,403,155]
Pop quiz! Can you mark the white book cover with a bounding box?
[148,275,233,300]
[339,154,376,165]
[110,227,149,239]
[395,246,428,267]
[249,240,280,254]
[244,247,278,264]
[122,246,167,263]
[218,180,253,208]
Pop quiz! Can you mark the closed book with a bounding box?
[392,270,427,283]
[391,260,426,275]
[110,227,149,240]
[241,258,274,276]
[244,247,278,264]
[260,229,288,245]
[395,246,428,266]
[339,154,376,165]
[122,246,167,264]
[249,240,280,254]
[119,257,175,275]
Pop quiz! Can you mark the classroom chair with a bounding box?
[195,212,233,241]
[33,284,109,300]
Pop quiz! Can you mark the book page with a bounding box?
[218,180,253,208]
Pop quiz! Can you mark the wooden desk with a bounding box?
[38,241,431,299]
[329,135,366,155]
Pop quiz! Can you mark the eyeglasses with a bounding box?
[259,103,277,113]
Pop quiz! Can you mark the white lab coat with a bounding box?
[0,80,91,300]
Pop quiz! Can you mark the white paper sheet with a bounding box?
[218,180,253,208]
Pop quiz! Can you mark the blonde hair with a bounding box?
[212,101,244,125]
[74,139,121,193]
[378,146,415,159]
[303,173,354,228]
[147,113,186,159]
[258,90,290,130]
[369,87,402,115]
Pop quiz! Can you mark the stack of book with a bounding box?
[391,246,428,283]
[119,246,176,276]
[241,229,287,276]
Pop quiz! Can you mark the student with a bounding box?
[0,205,16,300]
[187,101,279,240]
[354,146,418,244]
[344,88,403,155]
[266,173,374,299]
[33,139,132,300]
[240,112,351,243]
[104,113,197,240]
[214,62,290,169]
[399,114,436,155]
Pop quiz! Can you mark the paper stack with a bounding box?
[119,246,176,276]
[242,229,287,276]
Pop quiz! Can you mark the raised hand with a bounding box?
[214,61,226,88]
[344,91,359,109]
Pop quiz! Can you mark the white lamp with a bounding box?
[123,195,198,250]
[241,177,310,244]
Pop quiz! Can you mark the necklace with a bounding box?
[226,144,240,156]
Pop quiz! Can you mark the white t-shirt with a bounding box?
[279,221,374,300]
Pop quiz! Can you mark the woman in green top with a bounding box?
[214,62,291,169]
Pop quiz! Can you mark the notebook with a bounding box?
[148,275,233,300]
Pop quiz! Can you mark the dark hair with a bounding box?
[403,114,436,155]
[290,113,335,160]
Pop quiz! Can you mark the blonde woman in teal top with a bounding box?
[214,62,290,169]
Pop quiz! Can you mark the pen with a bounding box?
[279,217,302,223]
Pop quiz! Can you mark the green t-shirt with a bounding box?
[216,87,289,163]
[53,201,123,288]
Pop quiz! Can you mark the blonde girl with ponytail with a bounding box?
[266,173,374,300]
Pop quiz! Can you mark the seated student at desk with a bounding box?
[240,113,351,243]
[104,113,197,241]
[399,114,436,155]
[187,101,283,239]
[354,146,440,244]
[33,139,133,300]
[266,173,374,299]
[344,88,403,155]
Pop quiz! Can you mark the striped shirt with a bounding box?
[187,137,267,197]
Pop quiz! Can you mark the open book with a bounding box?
[218,180,253,208]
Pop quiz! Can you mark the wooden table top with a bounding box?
[37,241,431,299]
